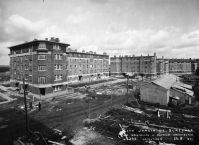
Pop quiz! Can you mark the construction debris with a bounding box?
[48,140,65,145]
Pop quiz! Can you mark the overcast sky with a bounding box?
[0,0,199,65]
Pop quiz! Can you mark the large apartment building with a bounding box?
[168,59,197,74]
[110,53,167,77]
[9,38,109,95]
[156,57,169,75]
[66,49,109,83]
[110,54,197,77]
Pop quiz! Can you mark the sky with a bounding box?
[0,0,199,65]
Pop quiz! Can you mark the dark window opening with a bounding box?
[40,88,45,96]
[79,75,82,81]
[15,82,19,87]
[97,74,101,79]
[25,84,28,90]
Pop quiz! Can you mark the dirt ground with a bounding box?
[1,78,198,145]
[0,81,131,145]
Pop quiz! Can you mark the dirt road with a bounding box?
[31,93,129,132]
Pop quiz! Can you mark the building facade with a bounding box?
[111,54,196,76]
[9,38,109,95]
[66,49,109,83]
[168,59,197,74]
[110,53,157,77]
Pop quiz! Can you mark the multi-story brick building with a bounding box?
[110,53,171,77]
[66,49,109,83]
[9,38,109,95]
[156,57,169,75]
[110,53,157,77]
[168,59,197,74]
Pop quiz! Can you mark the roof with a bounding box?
[172,84,194,97]
[66,51,109,57]
[152,74,178,90]
[8,39,70,49]
[168,59,192,63]
[174,82,192,90]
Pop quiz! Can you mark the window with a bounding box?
[38,76,46,84]
[53,45,60,50]
[54,64,63,70]
[24,55,28,60]
[55,74,62,81]
[38,43,46,49]
[25,74,29,81]
[38,55,46,60]
[25,65,29,70]
[38,65,46,71]
[54,54,63,60]
[29,48,32,53]
[54,85,62,91]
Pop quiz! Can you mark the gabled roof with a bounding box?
[152,74,178,90]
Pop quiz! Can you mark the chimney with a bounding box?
[45,38,48,41]
[55,38,59,42]
[50,37,55,42]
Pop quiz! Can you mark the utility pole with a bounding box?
[88,99,90,119]
[85,85,91,119]
[126,75,129,103]
[111,89,113,108]
[23,78,29,135]
[111,94,113,107]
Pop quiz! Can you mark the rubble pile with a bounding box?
[86,106,198,145]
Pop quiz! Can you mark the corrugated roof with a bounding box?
[174,82,192,90]
[152,74,178,90]
[172,84,194,97]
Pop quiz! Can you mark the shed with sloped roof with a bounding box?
[140,74,184,105]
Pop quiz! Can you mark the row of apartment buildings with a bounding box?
[110,54,197,76]
[9,38,109,95]
[9,37,198,96]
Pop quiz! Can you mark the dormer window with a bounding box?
[53,44,60,50]
[38,42,46,49]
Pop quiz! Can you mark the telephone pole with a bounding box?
[23,78,29,135]
[126,75,129,103]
